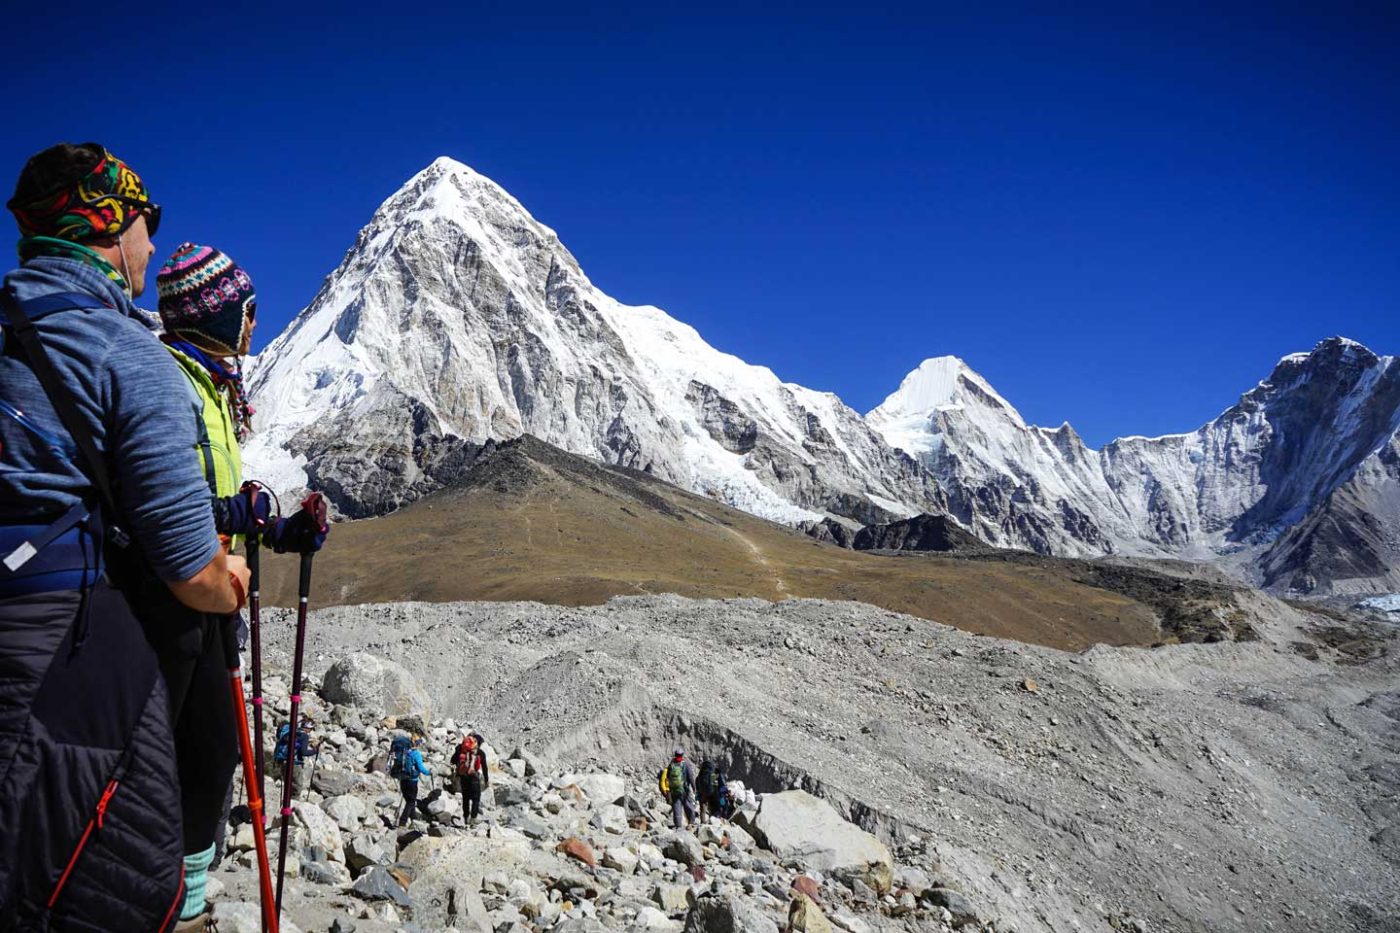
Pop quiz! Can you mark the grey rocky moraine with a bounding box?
[215,592,1400,932]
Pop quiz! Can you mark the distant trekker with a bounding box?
[275,715,316,795]
[659,747,697,829]
[697,757,730,821]
[390,734,431,827]
[451,733,489,821]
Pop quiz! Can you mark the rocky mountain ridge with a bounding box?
[243,156,1400,594]
[868,339,1400,594]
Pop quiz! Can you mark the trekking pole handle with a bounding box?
[247,536,260,591]
[298,552,314,597]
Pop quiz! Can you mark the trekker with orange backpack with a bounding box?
[451,733,490,821]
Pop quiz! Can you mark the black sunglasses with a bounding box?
[113,196,160,238]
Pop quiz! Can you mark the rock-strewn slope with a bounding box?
[249,594,1400,932]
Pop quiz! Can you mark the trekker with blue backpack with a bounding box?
[390,734,432,827]
[0,143,251,931]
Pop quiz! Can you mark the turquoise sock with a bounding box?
[179,843,217,920]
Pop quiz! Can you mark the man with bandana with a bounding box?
[0,143,249,930]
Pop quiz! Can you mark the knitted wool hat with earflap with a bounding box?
[156,242,257,439]
[156,242,255,357]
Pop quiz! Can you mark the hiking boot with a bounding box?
[172,910,219,932]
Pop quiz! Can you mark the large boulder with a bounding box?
[750,791,893,893]
[571,772,626,805]
[321,652,431,720]
[291,800,344,864]
[397,831,532,931]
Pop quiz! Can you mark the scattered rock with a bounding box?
[788,893,834,933]
[926,887,978,927]
[682,893,779,933]
[291,800,345,864]
[654,883,692,913]
[662,831,705,867]
[603,846,639,874]
[350,864,411,907]
[213,901,302,933]
[322,794,367,831]
[556,836,598,868]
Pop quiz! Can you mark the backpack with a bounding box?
[665,761,686,798]
[389,735,412,778]
[274,723,292,764]
[455,742,479,776]
[698,761,719,797]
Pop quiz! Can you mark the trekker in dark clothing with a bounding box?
[697,757,730,822]
[451,733,490,820]
[397,736,431,827]
[0,143,252,931]
[660,747,698,829]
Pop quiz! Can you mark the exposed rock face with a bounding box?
[245,157,946,526]
[798,518,857,548]
[867,341,1400,592]
[851,514,985,552]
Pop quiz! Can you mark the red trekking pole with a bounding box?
[225,621,279,933]
[275,493,327,921]
[247,533,266,807]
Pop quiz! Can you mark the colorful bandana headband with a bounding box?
[7,148,151,242]
[157,242,256,357]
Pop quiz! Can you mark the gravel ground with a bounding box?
[256,591,1400,933]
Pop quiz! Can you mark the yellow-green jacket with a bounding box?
[166,346,243,536]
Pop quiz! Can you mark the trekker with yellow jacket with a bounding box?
[154,242,324,929]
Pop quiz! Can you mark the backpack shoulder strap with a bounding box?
[0,286,130,550]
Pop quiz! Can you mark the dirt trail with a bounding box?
[720,523,789,598]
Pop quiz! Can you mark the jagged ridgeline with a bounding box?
[245,158,1400,596]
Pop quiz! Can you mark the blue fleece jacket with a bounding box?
[0,257,219,582]
[403,748,430,783]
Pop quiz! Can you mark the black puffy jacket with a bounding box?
[0,581,186,931]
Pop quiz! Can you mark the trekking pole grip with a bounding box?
[247,537,260,591]
[298,552,313,598]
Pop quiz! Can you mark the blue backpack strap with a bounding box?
[10,291,108,320]
[0,286,132,553]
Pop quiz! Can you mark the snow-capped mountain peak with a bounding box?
[244,156,1400,595]
[868,356,1019,420]
[245,158,945,524]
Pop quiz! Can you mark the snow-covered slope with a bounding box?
[245,158,944,523]
[868,339,1400,592]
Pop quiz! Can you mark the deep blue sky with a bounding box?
[5,4,1397,446]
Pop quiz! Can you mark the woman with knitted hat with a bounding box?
[154,242,326,930]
